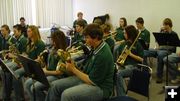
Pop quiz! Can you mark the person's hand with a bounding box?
[178,52,180,57]
[66,60,75,72]
[7,53,16,58]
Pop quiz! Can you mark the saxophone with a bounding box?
[116,31,141,66]
[36,50,49,68]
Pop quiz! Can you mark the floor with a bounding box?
[0,58,180,101]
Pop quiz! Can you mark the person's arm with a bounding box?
[66,61,93,85]
[43,68,63,76]
[129,52,143,62]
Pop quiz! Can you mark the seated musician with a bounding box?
[135,17,150,49]
[143,18,177,83]
[116,25,144,96]
[9,25,45,101]
[24,29,68,101]
[101,23,115,52]
[163,52,180,84]
[45,24,114,101]
[0,24,16,51]
[0,24,23,101]
[113,17,127,61]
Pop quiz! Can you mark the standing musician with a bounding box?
[24,29,68,101]
[116,25,144,96]
[45,24,114,101]
[8,25,45,101]
[73,12,87,29]
[101,23,115,53]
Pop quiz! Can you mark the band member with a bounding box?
[113,17,127,61]
[114,17,127,42]
[45,24,114,101]
[0,25,16,51]
[11,25,45,101]
[73,12,87,29]
[20,17,28,37]
[24,29,67,101]
[116,25,144,96]
[136,17,150,49]
[101,23,115,52]
[163,52,180,84]
[143,18,177,83]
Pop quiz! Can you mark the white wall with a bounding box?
[73,0,180,49]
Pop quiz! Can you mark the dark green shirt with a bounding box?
[47,48,60,71]
[104,35,115,52]
[84,42,114,98]
[118,41,144,66]
[114,27,125,41]
[71,32,84,44]
[73,19,87,28]
[139,28,150,48]
[15,34,28,53]
[0,35,16,50]
[0,34,2,51]
[26,40,45,59]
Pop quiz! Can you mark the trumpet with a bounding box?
[116,31,141,66]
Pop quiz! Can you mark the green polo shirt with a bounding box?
[26,40,45,59]
[72,32,84,44]
[0,35,2,51]
[84,42,114,98]
[103,35,115,52]
[117,41,144,66]
[139,28,150,48]
[15,34,28,53]
[114,27,125,41]
[73,19,87,28]
[47,49,60,71]
[0,35,16,50]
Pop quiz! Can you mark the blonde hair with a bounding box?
[28,25,41,43]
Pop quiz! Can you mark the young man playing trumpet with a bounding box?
[45,23,114,101]
[116,25,144,96]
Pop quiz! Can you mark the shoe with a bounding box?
[171,78,180,84]
[156,77,163,83]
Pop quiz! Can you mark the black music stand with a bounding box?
[17,55,50,101]
[153,32,180,86]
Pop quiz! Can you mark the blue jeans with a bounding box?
[163,53,180,80]
[12,68,26,101]
[25,76,59,101]
[0,61,18,100]
[144,49,168,78]
[116,65,136,96]
[113,44,120,62]
[45,76,104,101]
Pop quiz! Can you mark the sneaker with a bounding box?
[156,77,163,83]
[171,78,180,84]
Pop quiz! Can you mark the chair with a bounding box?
[107,64,152,101]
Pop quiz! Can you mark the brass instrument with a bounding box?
[36,50,49,68]
[116,31,141,66]
[56,49,72,75]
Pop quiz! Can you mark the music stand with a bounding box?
[153,32,180,86]
[16,55,50,101]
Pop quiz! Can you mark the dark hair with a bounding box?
[13,24,22,32]
[20,17,25,21]
[120,17,127,27]
[51,29,67,50]
[77,12,83,17]
[125,25,138,42]
[83,23,103,40]
[101,23,111,33]
[136,17,144,24]
[105,14,110,20]
[163,18,173,28]
[76,20,86,28]
[1,24,10,33]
